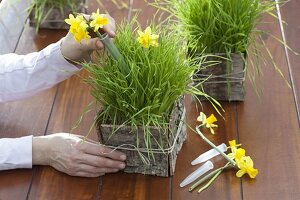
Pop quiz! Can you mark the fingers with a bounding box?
[70,171,105,178]
[78,164,120,174]
[81,38,104,51]
[79,141,127,161]
[102,14,116,37]
[79,153,125,169]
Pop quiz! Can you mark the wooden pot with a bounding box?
[29,0,87,30]
[97,97,187,177]
[194,53,246,101]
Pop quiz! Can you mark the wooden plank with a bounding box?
[237,13,300,199]
[172,98,241,200]
[280,1,300,124]
[26,1,131,199]
[0,26,65,200]
[0,0,29,53]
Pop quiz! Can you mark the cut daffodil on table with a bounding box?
[186,113,258,193]
[197,112,218,134]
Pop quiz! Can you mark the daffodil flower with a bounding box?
[197,112,218,134]
[228,147,246,161]
[228,139,242,151]
[65,14,90,42]
[236,156,258,178]
[90,9,109,32]
[137,27,159,48]
[73,25,91,43]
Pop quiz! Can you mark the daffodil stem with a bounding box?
[197,163,229,193]
[95,31,130,76]
[196,126,236,166]
[189,162,231,192]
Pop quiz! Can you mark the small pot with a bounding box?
[97,97,187,177]
[193,53,246,101]
[29,0,87,30]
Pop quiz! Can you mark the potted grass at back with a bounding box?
[64,12,220,176]
[28,0,87,31]
[153,0,293,101]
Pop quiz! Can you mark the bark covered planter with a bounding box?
[97,98,187,177]
[193,53,246,101]
[29,0,87,30]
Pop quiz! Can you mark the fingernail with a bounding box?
[120,155,126,160]
[119,163,125,169]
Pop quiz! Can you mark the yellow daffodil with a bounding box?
[197,112,218,134]
[228,140,244,161]
[236,156,258,178]
[90,9,109,32]
[228,147,246,161]
[65,14,85,34]
[137,27,159,48]
[65,14,90,42]
[73,25,91,43]
[228,140,241,151]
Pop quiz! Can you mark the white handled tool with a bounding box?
[180,161,214,187]
[191,143,227,165]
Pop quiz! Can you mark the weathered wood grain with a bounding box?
[280,0,300,125]
[237,11,300,200]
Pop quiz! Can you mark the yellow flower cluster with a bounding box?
[197,112,218,134]
[228,140,258,178]
[65,10,109,43]
[137,27,159,48]
[65,14,90,42]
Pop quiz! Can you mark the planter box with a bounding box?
[97,98,187,177]
[194,53,245,101]
[29,0,87,30]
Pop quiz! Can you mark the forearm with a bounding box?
[0,39,81,103]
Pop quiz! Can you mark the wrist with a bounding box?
[32,136,50,166]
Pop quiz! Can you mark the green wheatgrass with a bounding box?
[83,20,210,155]
[151,0,292,93]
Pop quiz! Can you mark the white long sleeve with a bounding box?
[0,135,33,170]
[0,39,81,102]
[0,40,81,170]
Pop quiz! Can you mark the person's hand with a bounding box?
[32,133,126,177]
[61,14,116,63]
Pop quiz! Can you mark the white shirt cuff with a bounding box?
[0,135,33,170]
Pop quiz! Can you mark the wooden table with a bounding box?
[0,0,299,199]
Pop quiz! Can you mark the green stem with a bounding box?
[95,31,130,76]
[196,126,236,166]
[197,167,223,193]
[189,162,231,192]
[198,162,231,193]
